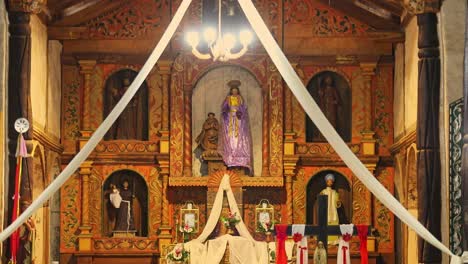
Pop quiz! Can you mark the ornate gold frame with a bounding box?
[255,199,274,232]
[180,201,199,233]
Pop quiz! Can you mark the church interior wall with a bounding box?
[439,0,467,258]
[30,15,48,131]
[404,17,419,134]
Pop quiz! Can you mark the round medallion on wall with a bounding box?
[14,118,30,133]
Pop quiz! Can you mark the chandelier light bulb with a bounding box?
[186,31,200,47]
[203,27,217,44]
[223,33,236,51]
[239,30,253,46]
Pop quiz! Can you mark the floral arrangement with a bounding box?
[257,220,275,233]
[220,211,241,228]
[179,223,194,234]
[167,245,190,262]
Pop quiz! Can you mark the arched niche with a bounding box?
[103,69,149,140]
[305,71,351,142]
[102,170,148,237]
[191,65,263,176]
[306,170,351,225]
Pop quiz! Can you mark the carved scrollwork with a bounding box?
[94,238,158,251]
[94,141,158,153]
[85,0,168,39]
[296,143,360,155]
[283,0,375,36]
[8,0,44,13]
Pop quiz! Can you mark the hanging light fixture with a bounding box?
[185,0,253,62]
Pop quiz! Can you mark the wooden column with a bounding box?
[283,156,298,224]
[8,12,33,212]
[183,87,192,176]
[158,157,172,253]
[416,12,441,264]
[78,60,96,147]
[78,161,93,251]
[157,61,172,154]
[360,62,377,156]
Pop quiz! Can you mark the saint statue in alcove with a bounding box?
[306,71,351,142]
[318,75,341,130]
[219,80,253,174]
[104,170,147,237]
[104,69,148,140]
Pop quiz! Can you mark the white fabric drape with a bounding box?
[110,192,122,208]
[183,174,268,264]
[0,0,194,242]
[292,224,308,264]
[236,0,464,263]
[337,224,353,264]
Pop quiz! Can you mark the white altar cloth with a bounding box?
[185,234,268,264]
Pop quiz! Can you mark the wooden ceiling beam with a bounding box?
[319,0,401,31]
[51,0,127,26]
[367,0,404,16]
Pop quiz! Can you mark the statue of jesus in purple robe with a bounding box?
[219,80,253,174]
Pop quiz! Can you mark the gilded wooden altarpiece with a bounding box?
[58,0,398,260]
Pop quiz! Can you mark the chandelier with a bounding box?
[185,0,253,62]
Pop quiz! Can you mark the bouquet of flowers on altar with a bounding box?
[179,223,194,234]
[167,244,190,262]
[257,220,275,233]
[220,211,241,228]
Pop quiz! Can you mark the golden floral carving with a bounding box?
[170,56,185,177]
[148,168,162,236]
[268,65,284,177]
[60,174,81,252]
[292,168,306,223]
[352,179,371,224]
[89,173,102,236]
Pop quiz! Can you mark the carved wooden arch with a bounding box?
[207,170,243,188]
[189,62,267,92]
[31,142,46,199]
[303,67,352,89]
[393,154,406,205]
[170,53,283,177]
[306,167,353,185]
[406,144,418,209]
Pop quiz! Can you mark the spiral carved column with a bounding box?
[183,87,192,176]
[262,90,270,176]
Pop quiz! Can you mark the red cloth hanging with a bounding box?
[356,225,369,264]
[275,224,288,264]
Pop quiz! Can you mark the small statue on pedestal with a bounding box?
[313,241,327,264]
[195,112,219,153]
[110,179,136,236]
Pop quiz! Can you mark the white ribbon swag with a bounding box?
[0,0,465,263]
[181,174,268,264]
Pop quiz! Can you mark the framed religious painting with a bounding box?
[255,199,274,233]
[180,201,199,233]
